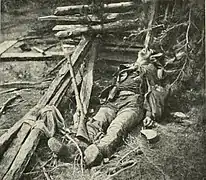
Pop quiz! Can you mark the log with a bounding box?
[0,105,40,158]
[39,11,135,24]
[0,37,93,180]
[55,19,139,38]
[0,52,64,61]
[54,1,137,16]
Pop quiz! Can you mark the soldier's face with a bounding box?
[138,48,153,60]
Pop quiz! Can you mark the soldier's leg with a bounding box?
[98,107,144,157]
[84,107,144,167]
[86,106,116,143]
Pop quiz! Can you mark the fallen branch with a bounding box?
[116,146,142,166]
[0,94,21,117]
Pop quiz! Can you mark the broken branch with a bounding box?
[0,94,21,117]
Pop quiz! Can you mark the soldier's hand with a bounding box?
[143,116,154,128]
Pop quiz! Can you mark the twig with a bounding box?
[0,94,21,116]
[185,9,191,50]
[0,88,19,95]
[45,57,67,76]
[64,133,84,174]
[42,166,52,180]
[37,156,52,180]
[170,58,187,87]
[116,146,141,166]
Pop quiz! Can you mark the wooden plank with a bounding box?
[0,41,18,55]
[79,41,97,113]
[0,124,31,179]
[3,128,41,180]
[54,1,137,16]
[0,122,23,157]
[76,39,98,139]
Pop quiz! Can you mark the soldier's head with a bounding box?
[135,48,154,66]
[135,48,163,66]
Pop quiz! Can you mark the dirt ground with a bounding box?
[0,1,206,180]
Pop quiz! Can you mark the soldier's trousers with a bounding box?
[86,94,144,157]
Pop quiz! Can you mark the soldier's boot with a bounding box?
[48,137,88,162]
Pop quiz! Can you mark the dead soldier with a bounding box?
[48,48,169,167]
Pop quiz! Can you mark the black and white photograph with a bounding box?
[0,0,205,179]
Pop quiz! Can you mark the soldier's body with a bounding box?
[48,48,169,167]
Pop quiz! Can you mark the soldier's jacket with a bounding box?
[99,62,169,121]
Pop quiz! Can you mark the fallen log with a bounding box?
[55,19,139,38]
[39,11,135,24]
[0,37,93,180]
[54,1,137,16]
